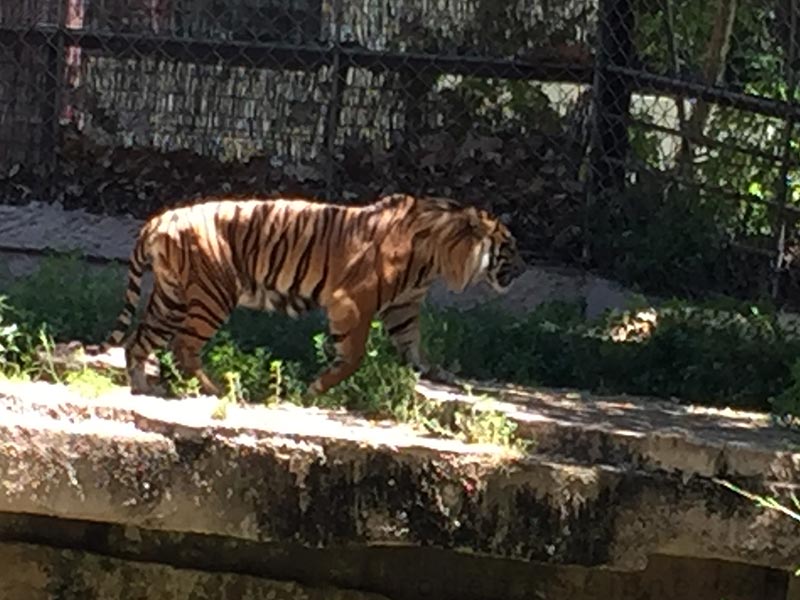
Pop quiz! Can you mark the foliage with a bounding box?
[769,359,800,429]
[591,175,735,296]
[4,253,124,344]
[65,367,118,398]
[309,321,420,417]
[451,385,530,450]
[425,298,800,411]
[157,349,202,399]
[5,255,800,426]
[620,0,800,306]
[435,76,562,137]
[0,296,56,381]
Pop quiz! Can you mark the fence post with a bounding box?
[585,0,635,264]
[40,0,69,177]
[771,0,798,300]
[322,0,347,201]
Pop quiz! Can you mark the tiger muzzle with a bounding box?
[497,254,526,288]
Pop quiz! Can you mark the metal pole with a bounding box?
[771,0,798,300]
[323,0,343,201]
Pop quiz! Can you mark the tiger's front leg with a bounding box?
[379,300,456,386]
[307,295,372,397]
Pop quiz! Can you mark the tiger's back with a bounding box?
[107,193,525,397]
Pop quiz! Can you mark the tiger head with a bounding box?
[438,206,526,294]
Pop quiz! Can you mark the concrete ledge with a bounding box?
[2,380,800,574]
[424,382,800,481]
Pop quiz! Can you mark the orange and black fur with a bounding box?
[105,193,525,397]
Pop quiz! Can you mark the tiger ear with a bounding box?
[464,207,487,237]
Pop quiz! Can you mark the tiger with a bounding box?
[104,193,526,397]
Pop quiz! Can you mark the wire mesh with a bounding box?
[0,0,798,303]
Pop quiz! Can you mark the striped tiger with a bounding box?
[105,193,525,397]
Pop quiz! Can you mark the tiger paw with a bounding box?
[300,381,323,404]
[419,365,457,386]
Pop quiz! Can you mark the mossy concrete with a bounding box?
[2,378,799,579]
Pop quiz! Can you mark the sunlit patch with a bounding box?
[607,309,659,343]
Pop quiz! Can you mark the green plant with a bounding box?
[211,371,243,420]
[769,359,800,429]
[4,254,124,343]
[157,350,201,399]
[452,386,530,451]
[0,297,60,382]
[0,296,31,379]
[65,367,118,398]
[204,330,305,404]
[310,321,420,417]
[7,254,800,427]
[424,298,800,412]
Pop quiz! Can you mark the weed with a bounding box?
[211,371,243,420]
[769,359,800,429]
[310,321,419,417]
[4,254,123,343]
[157,350,201,399]
[204,330,305,403]
[65,368,118,398]
[6,254,800,430]
[453,386,530,451]
[714,478,800,576]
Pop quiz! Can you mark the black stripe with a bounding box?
[191,274,234,315]
[175,325,213,342]
[332,210,346,246]
[398,250,416,291]
[265,236,288,288]
[140,328,162,349]
[228,205,247,277]
[157,291,185,313]
[414,262,432,288]
[381,302,410,317]
[329,332,347,344]
[185,304,225,331]
[289,236,316,295]
[145,323,177,340]
[387,316,416,337]
[307,208,332,302]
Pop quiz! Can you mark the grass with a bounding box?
[714,478,800,576]
[3,253,800,437]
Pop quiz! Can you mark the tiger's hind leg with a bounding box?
[125,281,187,395]
[167,284,235,397]
[169,331,222,396]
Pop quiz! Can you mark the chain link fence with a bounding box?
[0,0,798,304]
